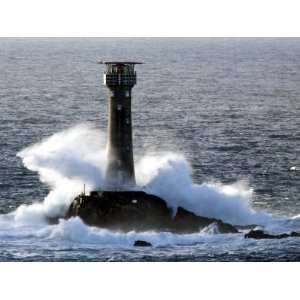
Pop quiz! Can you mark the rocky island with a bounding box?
[66,190,238,233]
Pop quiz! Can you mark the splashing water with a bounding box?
[15,124,268,225]
[136,154,269,225]
[10,125,103,225]
[0,124,298,250]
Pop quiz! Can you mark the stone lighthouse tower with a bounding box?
[102,61,141,190]
[66,62,237,234]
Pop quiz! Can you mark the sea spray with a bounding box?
[14,124,269,226]
[0,123,298,252]
[16,124,107,222]
[21,217,241,247]
[136,153,269,225]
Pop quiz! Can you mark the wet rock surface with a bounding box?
[245,229,300,239]
[134,240,152,247]
[66,191,238,234]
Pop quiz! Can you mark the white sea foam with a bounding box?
[15,124,106,223]
[137,153,269,225]
[14,124,270,228]
[0,215,239,247]
[42,217,238,247]
[0,123,299,248]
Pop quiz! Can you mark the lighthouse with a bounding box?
[101,61,142,190]
[66,61,237,234]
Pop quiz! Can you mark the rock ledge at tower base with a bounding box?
[66,191,238,234]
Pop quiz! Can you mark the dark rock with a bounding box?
[66,190,238,234]
[173,206,238,233]
[245,229,300,240]
[134,240,152,247]
[290,231,300,237]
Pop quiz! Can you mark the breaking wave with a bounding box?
[14,123,269,226]
[0,214,240,249]
[1,123,298,248]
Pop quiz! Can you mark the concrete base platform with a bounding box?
[65,191,238,234]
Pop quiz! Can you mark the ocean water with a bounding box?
[1,38,300,261]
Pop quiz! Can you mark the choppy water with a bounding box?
[1,38,300,261]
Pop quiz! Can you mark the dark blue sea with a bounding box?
[1,38,300,261]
